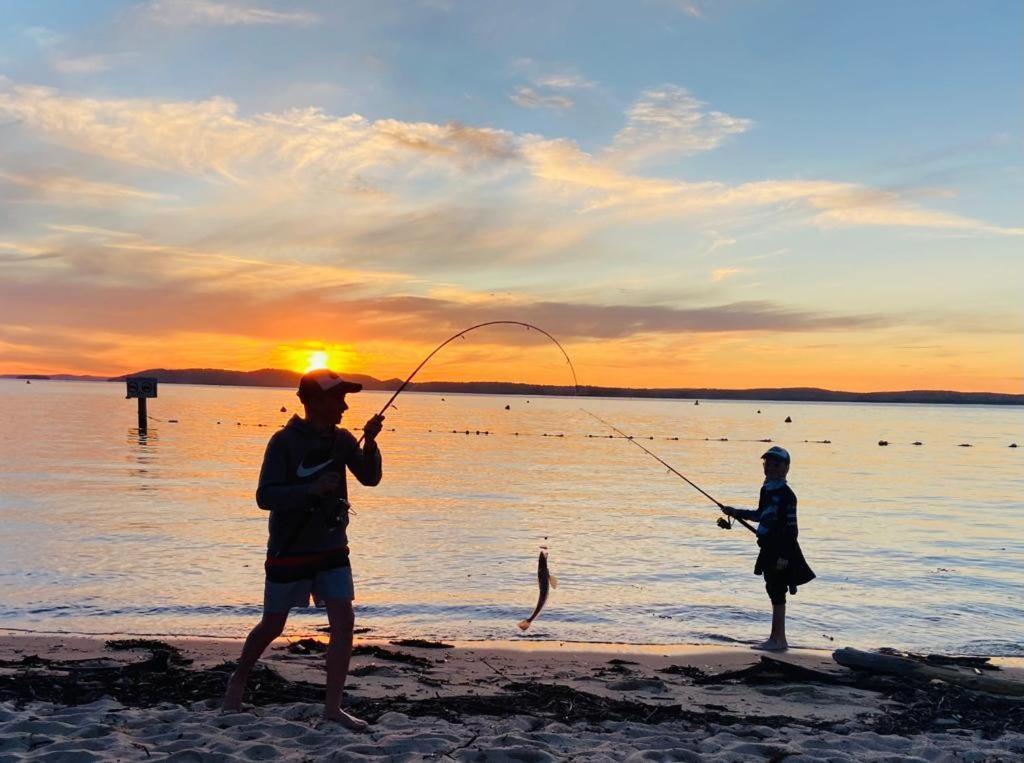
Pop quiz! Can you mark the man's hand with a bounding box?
[775,558,789,571]
[309,471,341,496]
[720,505,737,517]
[362,414,385,443]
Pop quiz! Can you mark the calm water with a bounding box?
[1,379,1021,654]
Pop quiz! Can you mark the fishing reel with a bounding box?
[716,516,733,530]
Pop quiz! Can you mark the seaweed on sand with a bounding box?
[1,641,1022,738]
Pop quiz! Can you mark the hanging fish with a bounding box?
[518,547,557,631]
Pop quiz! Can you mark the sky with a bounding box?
[0,0,1020,392]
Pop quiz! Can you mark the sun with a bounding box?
[305,350,329,373]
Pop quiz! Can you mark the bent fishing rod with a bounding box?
[276,321,578,555]
[582,409,756,535]
[360,320,579,444]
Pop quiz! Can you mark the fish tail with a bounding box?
[517,619,532,631]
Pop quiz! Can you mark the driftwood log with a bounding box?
[833,648,1024,697]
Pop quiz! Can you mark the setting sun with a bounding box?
[305,350,329,373]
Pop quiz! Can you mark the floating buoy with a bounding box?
[1011,443,1019,448]
[757,410,761,414]
[784,416,792,423]
[958,443,972,448]
[913,441,923,446]
[878,440,889,446]
[694,400,699,406]
[505,404,510,410]
[280,406,287,412]
[168,419,179,423]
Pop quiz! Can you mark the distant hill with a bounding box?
[5,368,1021,405]
[105,369,1024,405]
[107,367,397,390]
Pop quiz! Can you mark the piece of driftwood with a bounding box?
[833,648,1024,697]
[877,647,998,671]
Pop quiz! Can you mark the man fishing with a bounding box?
[223,368,384,730]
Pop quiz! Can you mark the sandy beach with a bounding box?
[2,633,1023,761]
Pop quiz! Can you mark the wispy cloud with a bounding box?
[51,55,115,74]
[1,171,171,204]
[534,73,597,90]
[608,85,753,165]
[711,266,744,282]
[0,85,517,182]
[143,0,317,27]
[509,85,575,111]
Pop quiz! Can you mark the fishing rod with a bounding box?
[582,409,756,535]
[276,322,578,557]
[360,320,579,444]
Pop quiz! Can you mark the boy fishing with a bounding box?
[223,368,384,730]
[722,446,814,651]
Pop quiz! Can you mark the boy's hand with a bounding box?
[775,558,789,571]
[309,471,341,496]
[362,414,385,443]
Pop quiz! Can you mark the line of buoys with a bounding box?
[139,414,1022,451]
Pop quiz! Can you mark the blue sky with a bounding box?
[0,1,1020,390]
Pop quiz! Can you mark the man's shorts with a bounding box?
[263,566,355,614]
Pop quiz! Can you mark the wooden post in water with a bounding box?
[126,377,158,432]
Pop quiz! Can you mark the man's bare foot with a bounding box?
[752,639,788,651]
[222,673,246,712]
[324,707,369,731]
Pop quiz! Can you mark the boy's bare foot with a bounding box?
[222,673,246,712]
[752,639,788,651]
[324,707,369,731]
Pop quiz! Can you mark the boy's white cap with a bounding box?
[761,445,790,462]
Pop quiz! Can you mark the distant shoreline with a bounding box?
[4,368,1022,406]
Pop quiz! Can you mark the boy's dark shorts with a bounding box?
[763,570,788,605]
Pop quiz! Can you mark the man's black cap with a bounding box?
[297,368,362,399]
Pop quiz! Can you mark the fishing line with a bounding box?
[360,320,579,444]
[581,409,756,535]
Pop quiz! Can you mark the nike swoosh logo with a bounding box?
[297,459,334,478]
